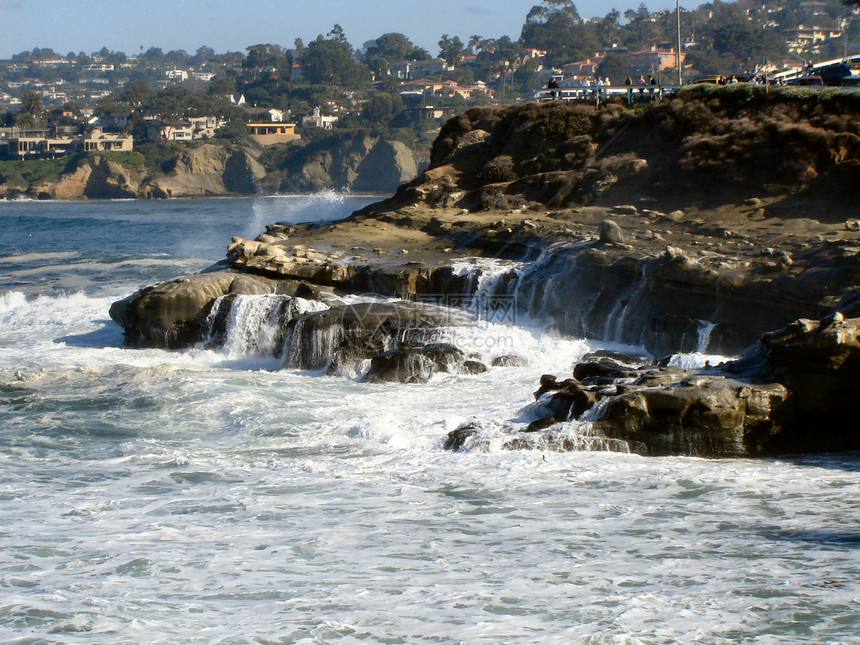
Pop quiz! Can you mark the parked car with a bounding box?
[817,63,852,86]
[790,75,825,87]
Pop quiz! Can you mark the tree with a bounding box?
[12,112,35,128]
[365,33,414,62]
[468,34,485,55]
[208,76,236,97]
[302,32,370,88]
[597,53,629,84]
[164,50,190,67]
[521,0,584,65]
[191,46,216,66]
[327,24,347,44]
[244,44,287,70]
[120,79,154,104]
[438,34,466,66]
[142,47,165,64]
[20,93,44,117]
[362,92,404,124]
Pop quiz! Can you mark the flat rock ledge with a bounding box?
[446,314,860,457]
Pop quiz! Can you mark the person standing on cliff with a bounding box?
[546,77,559,99]
[637,75,646,99]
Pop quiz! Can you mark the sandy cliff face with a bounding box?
[277,132,419,193]
[29,156,144,199]
[141,145,267,198]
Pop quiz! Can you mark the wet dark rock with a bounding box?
[525,416,558,432]
[534,374,563,399]
[545,378,599,421]
[362,344,466,383]
[581,349,649,366]
[512,315,860,457]
[462,359,488,375]
[598,219,624,244]
[611,205,638,216]
[491,355,530,368]
[109,267,298,348]
[444,424,478,451]
[284,301,472,374]
[573,359,640,383]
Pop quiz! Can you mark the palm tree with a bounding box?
[20,92,44,117]
[468,35,484,55]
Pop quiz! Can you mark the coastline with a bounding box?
[107,90,860,456]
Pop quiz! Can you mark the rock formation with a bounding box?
[109,87,860,455]
[32,155,144,199]
[141,144,266,198]
[276,131,418,193]
[447,314,860,457]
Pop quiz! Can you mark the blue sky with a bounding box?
[0,0,670,59]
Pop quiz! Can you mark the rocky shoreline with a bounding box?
[109,88,860,457]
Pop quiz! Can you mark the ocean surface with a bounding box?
[1,194,858,644]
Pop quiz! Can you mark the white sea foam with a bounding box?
[1,199,859,644]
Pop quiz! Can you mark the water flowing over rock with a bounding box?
[282,300,474,381]
[109,267,310,348]
[109,90,860,455]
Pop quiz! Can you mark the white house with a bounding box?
[302,107,338,130]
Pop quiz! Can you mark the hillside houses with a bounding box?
[146,116,223,142]
[1,126,132,159]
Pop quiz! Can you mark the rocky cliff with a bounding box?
[30,155,144,199]
[141,144,267,198]
[273,131,419,194]
[376,85,859,214]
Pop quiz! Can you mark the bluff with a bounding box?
[270,131,419,194]
[1,134,419,200]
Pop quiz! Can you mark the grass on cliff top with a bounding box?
[0,158,68,188]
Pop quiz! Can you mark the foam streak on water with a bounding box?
[1,198,859,644]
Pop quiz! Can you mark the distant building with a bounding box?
[1,127,132,159]
[3,130,73,160]
[390,59,451,80]
[81,63,114,72]
[146,116,222,142]
[783,25,843,53]
[301,107,338,130]
[627,46,685,77]
[562,58,602,77]
[76,127,133,153]
[247,122,300,145]
[165,69,189,81]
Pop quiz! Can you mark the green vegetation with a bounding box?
[0,158,68,188]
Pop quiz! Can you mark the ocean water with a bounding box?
[1,195,859,644]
